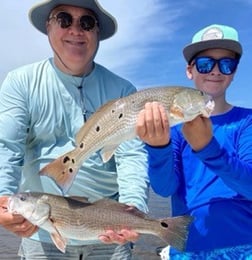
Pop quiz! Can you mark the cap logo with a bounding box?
[201,27,224,41]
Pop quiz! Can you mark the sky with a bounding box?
[1,0,252,108]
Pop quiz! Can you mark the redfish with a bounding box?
[8,192,193,253]
[40,86,214,192]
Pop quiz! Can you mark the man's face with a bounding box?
[47,5,99,75]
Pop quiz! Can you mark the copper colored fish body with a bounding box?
[8,192,193,253]
[40,86,214,192]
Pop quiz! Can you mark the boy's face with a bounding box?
[186,49,237,99]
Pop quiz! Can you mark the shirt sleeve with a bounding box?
[195,116,252,199]
[0,72,29,195]
[115,138,150,213]
[145,142,179,197]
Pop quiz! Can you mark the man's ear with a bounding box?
[46,21,50,33]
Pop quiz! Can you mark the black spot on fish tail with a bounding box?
[63,156,70,164]
[118,113,123,119]
[71,159,75,164]
[158,215,193,252]
[80,143,84,149]
[96,126,100,132]
[160,221,169,228]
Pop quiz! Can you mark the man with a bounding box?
[136,24,252,259]
[0,0,148,259]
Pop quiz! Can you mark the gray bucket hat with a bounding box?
[29,0,117,40]
[183,24,243,63]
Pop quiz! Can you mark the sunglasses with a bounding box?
[49,11,98,31]
[192,56,239,75]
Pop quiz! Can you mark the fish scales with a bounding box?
[40,86,214,192]
[8,192,193,253]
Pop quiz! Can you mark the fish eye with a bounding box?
[20,195,26,201]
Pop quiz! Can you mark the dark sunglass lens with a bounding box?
[196,57,215,74]
[56,12,72,28]
[219,58,238,75]
[80,15,96,31]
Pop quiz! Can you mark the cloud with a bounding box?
[0,1,52,82]
[96,1,184,76]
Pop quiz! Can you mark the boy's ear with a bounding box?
[186,65,193,80]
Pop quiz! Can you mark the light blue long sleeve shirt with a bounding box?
[0,58,149,245]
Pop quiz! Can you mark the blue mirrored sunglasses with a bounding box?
[192,56,239,75]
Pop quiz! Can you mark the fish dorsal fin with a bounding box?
[64,196,91,209]
[94,199,146,218]
[69,196,89,203]
[76,99,118,144]
[47,218,67,253]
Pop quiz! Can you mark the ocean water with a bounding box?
[0,188,170,260]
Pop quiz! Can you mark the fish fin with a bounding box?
[39,149,80,194]
[69,196,90,203]
[45,218,67,253]
[169,104,184,120]
[94,199,146,217]
[157,215,193,252]
[100,146,118,163]
[50,231,67,253]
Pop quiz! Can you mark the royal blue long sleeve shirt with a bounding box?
[146,106,252,252]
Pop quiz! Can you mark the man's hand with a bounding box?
[136,102,170,146]
[182,116,213,151]
[0,196,38,237]
[99,229,139,245]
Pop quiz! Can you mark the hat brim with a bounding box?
[29,0,117,40]
[183,39,243,63]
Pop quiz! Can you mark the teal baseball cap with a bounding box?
[183,24,243,63]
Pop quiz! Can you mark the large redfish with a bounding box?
[8,192,193,253]
[40,86,214,192]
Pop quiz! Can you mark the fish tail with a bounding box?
[158,215,193,252]
[39,149,80,193]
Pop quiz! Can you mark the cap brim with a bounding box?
[29,0,117,40]
[183,39,243,63]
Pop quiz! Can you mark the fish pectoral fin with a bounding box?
[47,218,67,253]
[169,104,184,119]
[100,146,118,163]
[50,232,67,253]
